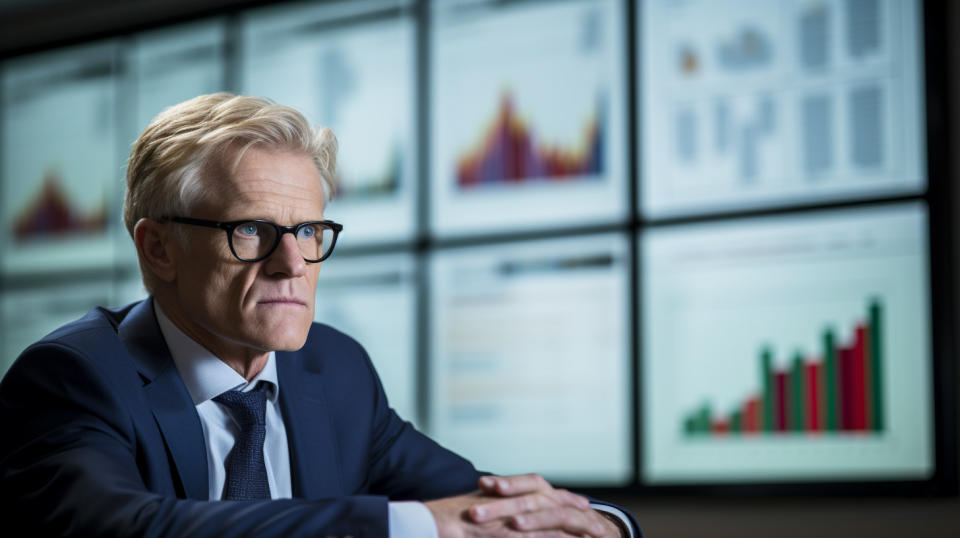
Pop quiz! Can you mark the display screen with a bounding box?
[429,234,631,484]
[641,202,933,483]
[430,0,628,237]
[1,44,120,275]
[640,0,925,217]
[131,20,227,134]
[315,253,419,425]
[242,1,417,245]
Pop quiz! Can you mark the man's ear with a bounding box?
[134,218,177,283]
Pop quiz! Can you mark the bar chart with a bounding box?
[683,300,885,437]
[456,92,605,188]
[642,203,932,483]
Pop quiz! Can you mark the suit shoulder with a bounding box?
[7,303,141,379]
[35,303,136,351]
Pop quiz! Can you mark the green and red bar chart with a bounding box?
[684,300,884,436]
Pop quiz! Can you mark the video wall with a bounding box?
[0,0,942,491]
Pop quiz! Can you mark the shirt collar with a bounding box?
[153,302,279,405]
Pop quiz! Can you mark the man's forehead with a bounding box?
[201,148,327,218]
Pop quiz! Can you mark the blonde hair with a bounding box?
[124,93,337,291]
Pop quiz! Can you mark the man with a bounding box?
[0,93,638,537]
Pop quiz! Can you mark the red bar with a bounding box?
[711,420,729,434]
[852,325,868,431]
[806,362,820,431]
[818,356,828,430]
[744,396,760,433]
[755,395,765,433]
[839,347,854,431]
[863,323,874,430]
[775,372,788,432]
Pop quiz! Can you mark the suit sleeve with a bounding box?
[350,342,483,501]
[0,341,388,538]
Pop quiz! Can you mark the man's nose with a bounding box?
[264,232,307,276]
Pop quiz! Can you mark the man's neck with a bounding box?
[153,296,269,381]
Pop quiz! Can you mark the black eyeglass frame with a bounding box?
[162,216,343,263]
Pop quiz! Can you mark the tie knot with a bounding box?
[213,386,267,427]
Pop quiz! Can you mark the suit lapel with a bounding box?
[277,349,343,499]
[118,298,209,500]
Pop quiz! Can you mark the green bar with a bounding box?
[761,347,774,432]
[698,404,712,433]
[824,329,837,431]
[870,300,884,431]
[684,413,696,435]
[792,352,805,432]
[731,410,742,434]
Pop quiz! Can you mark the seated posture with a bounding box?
[0,93,639,537]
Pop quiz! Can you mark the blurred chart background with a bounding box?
[0,0,953,504]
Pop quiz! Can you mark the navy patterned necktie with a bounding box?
[213,384,270,500]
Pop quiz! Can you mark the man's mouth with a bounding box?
[258,297,307,306]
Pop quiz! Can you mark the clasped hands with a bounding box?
[426,473,622,538]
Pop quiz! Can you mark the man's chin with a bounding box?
[239,320,311,352]
[261,325,311,352]
[271,337,309,352]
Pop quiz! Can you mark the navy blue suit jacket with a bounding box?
[0,298,640,536]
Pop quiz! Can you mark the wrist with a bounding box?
[596,509,629,538]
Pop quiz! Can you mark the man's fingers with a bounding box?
[477,475,590,509]
[478,473,550,496]
[470,492,552,523]
[509,507,610,538]
[555,488,591,510]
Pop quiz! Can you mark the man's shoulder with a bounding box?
[10,302,144,374]
[1,301,147,400]
[35,302,138,351]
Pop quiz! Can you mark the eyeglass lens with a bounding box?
[229,221,333,261]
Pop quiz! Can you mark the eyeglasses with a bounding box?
[163,216,343,263]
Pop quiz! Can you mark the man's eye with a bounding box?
[238,223,260,236]
[298,225,316,240]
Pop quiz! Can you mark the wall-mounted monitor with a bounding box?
[130,20,228,135]
[1,43,121,276]
[429,233,632,485]
[639,0,925,218]
[641,202,933,484]
[430,0,628,237]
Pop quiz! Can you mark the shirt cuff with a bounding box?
[592,503,635,538]
[388,501,439,538]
